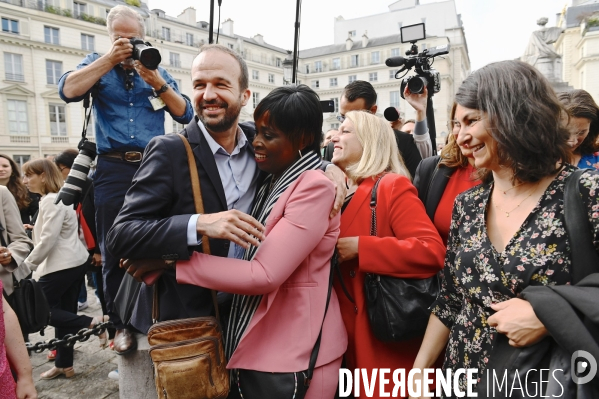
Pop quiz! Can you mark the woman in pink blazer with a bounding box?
[176,85,347,399]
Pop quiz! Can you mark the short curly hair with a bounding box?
[557,89,599,156]
[455,60,570,183]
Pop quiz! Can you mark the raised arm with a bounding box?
[60,38,133,100]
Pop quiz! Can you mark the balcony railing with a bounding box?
[5,73,25,82]
[0,0,106,26]
[10,135,30,143]
[51,136,69,143]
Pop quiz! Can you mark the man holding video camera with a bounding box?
[58,5,193,358]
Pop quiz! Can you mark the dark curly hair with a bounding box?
[0,154,30,211]
[455,60,570,183]
[440,102,470,169]
[557,89,599,157]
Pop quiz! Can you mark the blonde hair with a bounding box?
[22,159,63,195]
[344,110,410,183]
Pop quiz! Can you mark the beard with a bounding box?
[196,98,242,133]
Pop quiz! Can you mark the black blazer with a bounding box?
[323,129,422,178]
[107,118,266,332]
[412,155,457,221]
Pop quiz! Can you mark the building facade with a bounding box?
[554,0,599,99]
[0,0,469,162]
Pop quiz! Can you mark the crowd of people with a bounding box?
[1,4,599,399]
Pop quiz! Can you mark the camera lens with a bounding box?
[54,140,97,206]
[407,76,428,94]
[138,47,161,70]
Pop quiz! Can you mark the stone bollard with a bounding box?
[118,333,157,399]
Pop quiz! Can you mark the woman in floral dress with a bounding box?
[410,60,599,396]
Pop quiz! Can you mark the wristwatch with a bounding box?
[156,83,170,95]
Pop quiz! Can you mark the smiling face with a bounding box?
[0,157,12,183]
[565,116,591,153]
[331,118,364,173]
[454,104,496,170]
[192,50,250,135]
[253,112,301,180]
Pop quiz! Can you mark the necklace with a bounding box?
[494,182,539,218]
[499,181,526,195]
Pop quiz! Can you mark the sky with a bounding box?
[147,0,572,70]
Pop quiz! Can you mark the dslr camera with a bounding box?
[54,138,96,207]
[385,23,449,99]
[130,38,161,70]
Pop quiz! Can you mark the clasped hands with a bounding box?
[487,298,549,347]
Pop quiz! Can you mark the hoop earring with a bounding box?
[298,149,303,158]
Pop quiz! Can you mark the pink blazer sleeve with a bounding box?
[176,173,337,295]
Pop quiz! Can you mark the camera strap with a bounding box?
[81,82,99,142]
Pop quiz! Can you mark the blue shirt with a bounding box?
[186,120,260,259]
[578,152,599,171]
[58,53,194,154]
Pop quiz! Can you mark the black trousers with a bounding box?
[94,156,140,330]
[38,264,93,368]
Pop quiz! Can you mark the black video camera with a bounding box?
[130,38,161,70]
[385,23,449,99]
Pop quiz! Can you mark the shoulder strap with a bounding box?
[0,221,7,248]
[370,174,385,236]
[564,168,599,284]
[151,134,220,324]
[305,254,335,385]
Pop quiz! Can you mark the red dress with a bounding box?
[334,174,446,398]
[0,280,17,399]
[432,164,480,245]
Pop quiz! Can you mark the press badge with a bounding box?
[149,95,166,111]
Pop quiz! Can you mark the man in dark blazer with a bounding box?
[107,44,345,334]
[323,80,423,178]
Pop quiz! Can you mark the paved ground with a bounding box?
[29,279,120,399]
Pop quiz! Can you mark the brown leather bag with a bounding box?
[147,133,229,399]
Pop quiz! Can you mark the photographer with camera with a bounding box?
[58,5,193,363]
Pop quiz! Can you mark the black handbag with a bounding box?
[10,275,51,335]
[364,175,440,342]
[0,222,50,335]
[235,255,336,399]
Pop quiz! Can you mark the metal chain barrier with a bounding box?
[25,321,113,353]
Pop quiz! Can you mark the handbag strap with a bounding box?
[305,254,335,385]
[564,168,599,284]
[369,174,385,236]
[151,133,220,324]
[333,175,385,305]
[0,221,7,248]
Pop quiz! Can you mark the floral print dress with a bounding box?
[431,165,599,390]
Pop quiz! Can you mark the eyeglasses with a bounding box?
[58,166,67,172]
[125,71,134,91]
[336,114,345,123]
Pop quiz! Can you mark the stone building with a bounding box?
[554,0,599,98]
[0,0,470,161]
